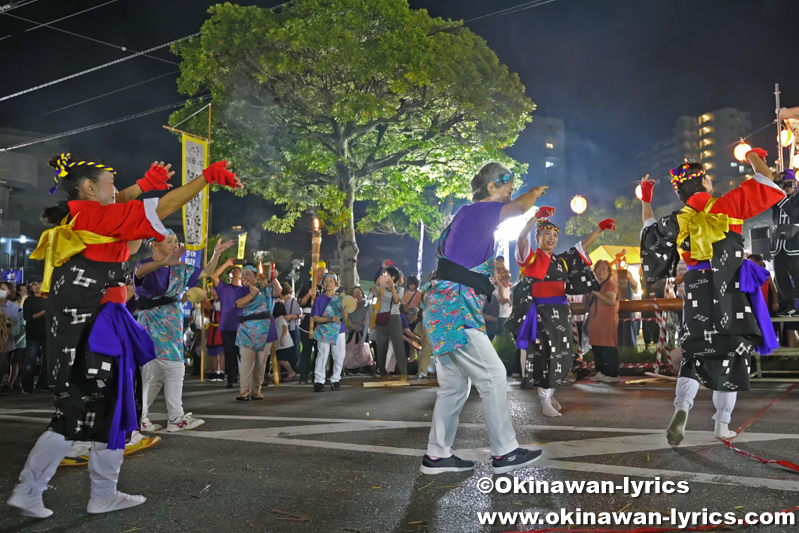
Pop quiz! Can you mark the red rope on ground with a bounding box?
[720,383,799,471]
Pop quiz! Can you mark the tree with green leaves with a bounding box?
[170,0,534,289]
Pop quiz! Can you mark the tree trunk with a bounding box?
[337,189,360,292]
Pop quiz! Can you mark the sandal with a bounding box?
[251,395,264,400]
[236,395,250,401]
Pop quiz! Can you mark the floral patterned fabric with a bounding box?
[314,295,344,345]
[136,263,200,362]
[235,288,273,351]
[424,260,494,357]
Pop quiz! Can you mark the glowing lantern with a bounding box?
[635,184,643,201]
[793,154,799,169]
[780,129,794,147]
[570,195,587,215]
[733,142,752,162]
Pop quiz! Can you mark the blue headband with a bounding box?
[243,265,258,273]
[496,173,513,184]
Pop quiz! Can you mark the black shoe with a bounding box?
[419,455,475,475]
[331,382,341,391]
[313,383,325,392]
[492,448,543,474]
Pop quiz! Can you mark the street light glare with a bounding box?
[494,206,538,242]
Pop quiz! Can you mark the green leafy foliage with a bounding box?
[169,0,534,286]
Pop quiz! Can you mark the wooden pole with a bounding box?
[570,298,683,315]
[161,125,211,143]
[199,104,212,383]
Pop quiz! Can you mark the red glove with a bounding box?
[639,181,653,203]
[537,206,556,218]
[137,163,172,192]
[202,160,238,188]
[745,148,768,163]
[599,219,616,231]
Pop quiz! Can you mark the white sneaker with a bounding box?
[714,421,737,440]
[417,373,427,380]
[87,492,146,514]
[167,413,205,432]
[141,417,162,432]
[7,486,52,518]
[590,372,606,382]
[598,375,620,383]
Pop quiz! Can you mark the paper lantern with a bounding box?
[793,154,799,169]
[570,195,587,215]
[780,129,794,147]
[733,142,752,162]
[635,184,643,201]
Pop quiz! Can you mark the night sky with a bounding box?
[2,0,798,273]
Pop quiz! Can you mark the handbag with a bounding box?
[375,312,391,326]
[373,286,395,326]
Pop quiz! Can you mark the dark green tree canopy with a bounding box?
[171,0,534,286]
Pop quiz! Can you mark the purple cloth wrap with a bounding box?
[687,260,778,355]
[738,260,779,355]
[88,303,157,450]
[515,296,569,350]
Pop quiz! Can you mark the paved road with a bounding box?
[1,376,798,532]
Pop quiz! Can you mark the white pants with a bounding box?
[239,344,271,396]
[674,377,738,424]
[315,333,345,384]
[14,430,123,499]
[427,328,519,457]
[142,358,185,422]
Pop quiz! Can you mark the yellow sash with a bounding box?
[676,198,743,261]
[30,213,118,293]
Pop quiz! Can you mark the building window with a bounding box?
[546,143,554,149]
[545,161,555,168]
[699,114,713,123]
[701,138,713,147]
[730,162,737,167]
[701,150,715,159]
[704,162,714,170]
[739,165,746,174]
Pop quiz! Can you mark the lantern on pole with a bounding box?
[309,217,322,337]
[570,195,587,215]
[734,141,752,162]
[780,129,794,147]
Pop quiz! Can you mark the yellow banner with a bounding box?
[181,135,209,251]
[237,232,247,260]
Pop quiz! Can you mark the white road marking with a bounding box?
[4,408,797,492]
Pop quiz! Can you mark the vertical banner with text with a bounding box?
[182,135,209,251]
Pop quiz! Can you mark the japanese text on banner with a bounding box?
[181,135,208,251]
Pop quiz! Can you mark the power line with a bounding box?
[0,4,178,65]
[0,0,38,13]
[0,95,211,152]
[6,70,179,127]
[463,0,558,25]
[0,33,198,103]
[0,0,117,41]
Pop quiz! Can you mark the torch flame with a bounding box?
[313,218,320,231]
[258,261,264,275]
